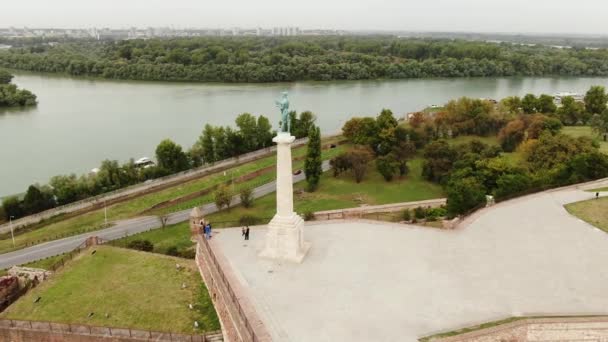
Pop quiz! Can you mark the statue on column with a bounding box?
[275,91,290,133]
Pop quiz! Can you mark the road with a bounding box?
[0,161,329,269]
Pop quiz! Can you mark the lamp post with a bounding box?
[104,199,108,227]
[9,215,15,247]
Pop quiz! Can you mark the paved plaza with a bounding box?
[212,185,608,342]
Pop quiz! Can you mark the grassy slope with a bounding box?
[565,197,608,233]
[0,246,219,333]
[206,157,444,225]
[110,222,194,255]
[0,141,343,254]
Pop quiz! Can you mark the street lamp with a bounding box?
[9,215,15,247]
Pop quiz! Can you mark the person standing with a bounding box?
[244,226,250,241]
[207,222,213,239]
[203,224,209,239]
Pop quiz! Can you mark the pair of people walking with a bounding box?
[242,226,250,241]
[200,219,212,240]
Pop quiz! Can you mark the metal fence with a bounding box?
[0,319,222,341]
[197,236,258,342]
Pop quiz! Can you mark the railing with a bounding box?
[197,235,258,342]
[0,318,222,341]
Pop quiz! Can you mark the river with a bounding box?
[1,72,607,197]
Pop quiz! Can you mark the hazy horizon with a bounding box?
[3,0,608,35]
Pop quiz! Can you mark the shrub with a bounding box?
[414,206,426,220]
[376,155,399,181]
[178,249,196,259]
[402,209,411,221]
[127,239,154,252]
[446,177,487,216]
[239,187,254,208]
[426,207,447,221]
[214,185,232,210]
[239,215,260,226]
[303,211,315,221]
[166,246,179,256]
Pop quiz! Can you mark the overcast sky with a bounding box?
[3,0,607,34]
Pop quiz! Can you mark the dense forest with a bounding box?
[0,69,37,107]
[1,37,608,82]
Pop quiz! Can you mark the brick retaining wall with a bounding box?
[0,319,222,341]
[195,235,271,342]
[313,198,447,220]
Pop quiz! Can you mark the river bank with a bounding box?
[1,72,608,197]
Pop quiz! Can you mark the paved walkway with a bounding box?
[212,182,608,342]
[0,161,330,269]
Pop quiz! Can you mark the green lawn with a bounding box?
[110,222,195,255]
[565,197,608,233]
[0,139,344,254]
[0,246,219,334]
[563,126,608,154]
[206,157,444,226]
[588,187,608,192]
[446,135,499,146]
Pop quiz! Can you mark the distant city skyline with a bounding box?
[3,0,608,35]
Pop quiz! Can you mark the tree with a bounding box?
[498,119,525,152]
[22,185,55,215]
[2,196,23,219]
[199,124,216,164]
[590,110,608,140]
[522,94,538,114]
[214,185,232,210]
[392,141,416,176]
[342,117,378,146]
[0,69,13,84]
[494,173,532,199]
[155,139,190,173]
[304,126,323,191]
[239,187,254,208]
[537,94,557,114]
[50,174,83,205]
[256,115,274,148]
[422,140,457,183]
[525,114,562,139]
[292,111,316,138]
[348,148,374,183]
[584,85,608,115]
[557,96,586,125]
[235,113,258,151]
[499,96,522,115]
[446,177,487,216]
[376,154,399,181]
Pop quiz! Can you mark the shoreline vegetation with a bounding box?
[1,37,608,83]
[0,69,37,108]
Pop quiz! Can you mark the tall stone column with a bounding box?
[259,132,311,263]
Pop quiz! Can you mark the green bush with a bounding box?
[178,249,196,259]
[425,207,447,221]
[166,246,179,256]
[414,206,426,220]
[126,239,154,252]
[402,209,411,221]
[239,187,254,208]
[303,211,315,221]
[239,215,260,226]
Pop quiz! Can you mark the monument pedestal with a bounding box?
[259,132,310,263]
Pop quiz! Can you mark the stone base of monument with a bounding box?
[259,213,311,263]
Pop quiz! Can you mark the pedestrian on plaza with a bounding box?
[244,226,250,241]
[596,192,600,200]
[207,223,213,239]
[242,226,246,237]
[204,224,209,239]
[199,219,205,235]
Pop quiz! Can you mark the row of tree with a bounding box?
[1,37,608,82]
[0,69,37,107]
[1,112,316,221]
